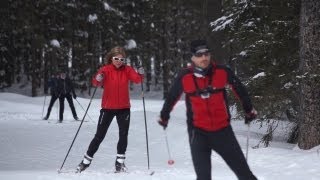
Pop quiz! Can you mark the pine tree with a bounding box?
[211,0,300,146]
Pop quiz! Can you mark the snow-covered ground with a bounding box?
[0,92,319,180]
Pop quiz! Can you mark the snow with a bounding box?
[239,51,247,56]
[50,39,60,48]
[125,39,137,50]
[210,15,234,32]
[243,21,254,27]
[104,2,112,11]
[252,72,265,79]
[88,14,98,23]
[283,82,293,89]
[0,92,320,180]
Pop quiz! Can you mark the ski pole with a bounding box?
[58,86,98,173]
[75,98,94,121]
[55,97,61,121]
[140,75,151,170]
[245,123,250,161]
[137,61,150,170]
[41,94,47,118]
[164,129,174,165]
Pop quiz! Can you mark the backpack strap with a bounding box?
[186,67,225,97]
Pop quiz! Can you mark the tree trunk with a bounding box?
[298,0,320,149]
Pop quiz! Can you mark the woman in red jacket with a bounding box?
[77,46,144,173]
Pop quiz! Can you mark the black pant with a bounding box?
[45,94,58,118]
[86,109,131,158]
[59,93,77,120]
[188,125,257,180]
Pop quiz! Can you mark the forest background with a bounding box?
[1,0,319,149]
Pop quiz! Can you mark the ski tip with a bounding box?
[149,171,155,176]
[57,168,79,174]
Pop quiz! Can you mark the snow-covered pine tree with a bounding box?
[211,0,300,146]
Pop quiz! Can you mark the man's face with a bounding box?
[191,51,211,69]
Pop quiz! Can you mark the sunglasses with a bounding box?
[194,51,210,57]
[112,57,126,62]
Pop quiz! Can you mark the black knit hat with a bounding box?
[190,40,209,55]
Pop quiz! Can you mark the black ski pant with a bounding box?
[45,94,58,118]
[59,93,77,120]
[86,108,131,158]
[188,125,257,180]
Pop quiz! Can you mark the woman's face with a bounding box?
[111,54,125,68]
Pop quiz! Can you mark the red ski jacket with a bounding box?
[160,63,253,131]
[92,64,143,109]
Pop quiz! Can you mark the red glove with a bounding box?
[245,108,257,124]
[158,118,168,130]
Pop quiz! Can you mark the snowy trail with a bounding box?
[0,92,320,180]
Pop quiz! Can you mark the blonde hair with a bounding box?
[105,46,126,64]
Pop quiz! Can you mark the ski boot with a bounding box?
[115,154,127,173]
[76,154,93,173]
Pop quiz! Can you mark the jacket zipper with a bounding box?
[117,72,120,106]
[206,99,214,129]
[204,77,214,130]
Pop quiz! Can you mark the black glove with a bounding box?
[73,94,77,99]
[245,108,257,124]
[158,118,168,130]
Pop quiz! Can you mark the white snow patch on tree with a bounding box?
[243,21,254,27]
[252,72,265,79]
[104,2,112,11]
[210,14,234,31]
[50,39,60,48]
[212,19,233,31]
[239,51,247,56]
[284,82,293,89]
[125,39,137,50]
[88,14,98,23]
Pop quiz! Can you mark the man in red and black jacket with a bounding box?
[158,40,258,180]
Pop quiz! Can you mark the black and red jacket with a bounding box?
[160,63,253,131]
[92,64,143,109]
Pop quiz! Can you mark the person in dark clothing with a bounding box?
[56,71,79,122]
[43,74,60,120]
[158,40,258,180]
[76,46,144,173]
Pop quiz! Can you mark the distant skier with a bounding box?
[76,46,144,173]
[43,73,60,120]
[56,70,79,122]
[158,40,258,180]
